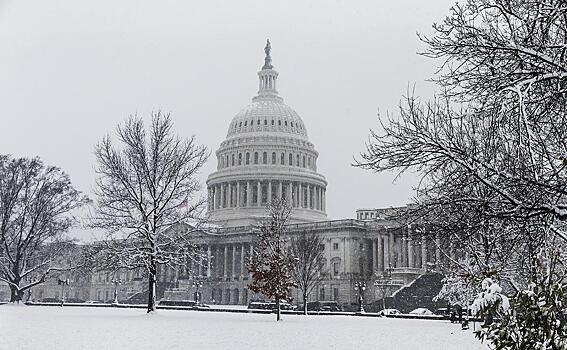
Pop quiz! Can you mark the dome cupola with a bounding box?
[206,40,327,227]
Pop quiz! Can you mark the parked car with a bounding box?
[409,308,434,315]
[434,307,451,316]
[40,297,60,303]
[84,300,104,304]
[158,300,197,307]
[65,298,85,303]
[306,301,342,312]
[248,300,294,310]
[378,308,401,316]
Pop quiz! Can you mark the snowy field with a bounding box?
[0,305,487,350]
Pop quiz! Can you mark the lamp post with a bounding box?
[354,281,366,313]
[374,263,393,312]
[57,278,69,306]
[192,280,204,304]
[111,278,122,305]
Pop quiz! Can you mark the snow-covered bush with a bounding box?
[474,258,567,350]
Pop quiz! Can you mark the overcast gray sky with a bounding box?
[0,0,455,241]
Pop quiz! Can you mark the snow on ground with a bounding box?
[0,305,488,350]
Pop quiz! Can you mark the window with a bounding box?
[264,119,267,125]
[289,153,293,165]
[302,155,306,168]
[271,120,274,125]
[333,262,340,275]
[332,242,339,250]
[359,258,365,275]
[308,157,311,167]
[244,121,247,126]
[251,120,254,126]
[319,287,325,301]
[271,152,276,164]
[359,243,364,250]
[239,122,242,127]
[254,152,258,164]
[263,152,267,164]
[291,122,294,127]
[280,152,285,165]
[258,119,260,125]
[278,120,281,126]
[231,154,235,166]
[296,154,300,166]
[226,155,229,167]
[246,152,250,165]
[333,288,339,301]
[238,153,242,165]
[284,121,288,126]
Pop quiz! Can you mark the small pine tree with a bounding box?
[248,199,297,321]
[474,252,567,349]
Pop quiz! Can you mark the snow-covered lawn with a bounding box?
[0,305,487,350]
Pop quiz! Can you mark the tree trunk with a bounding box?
[147,260,157,313]
[9,285,23,303]
[303,292,308,315]
[276,297,281,321]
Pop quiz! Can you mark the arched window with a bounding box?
[271,152,276,164]
[302,155,306,168]
[264,119,267,125]
[278,120,281,126]
[226,155,229,167]
[231,154,235,166]
[254,152,258,164]
[289,153,293,166]
[238,153,242,165]
[239,122,242,127]
[257,119,260,125]
[308,156,311,168]
[244,121,247,126]
[271,120,275,125]
[284,121,288,126]
[296,154,300,166]
[262,152,267,164]
[280,152,285,165]
[291,122,294,127]
[246,152,250,165]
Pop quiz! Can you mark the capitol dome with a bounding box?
[206,40,328,227]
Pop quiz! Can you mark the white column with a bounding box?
[268,181,272,203]
[257,181,261,206]
[287,182,292,206]
[278,181,283,201]
[408,237,414,268]
[213,186,218,210]
[236,181,241,207]
[377,236,383,271]
[223,245,228,278]
[322,189,326,212]
[299,183,303,208]
[240,244,245,278]
[220,184,225,209]
[307,185,311,209]
[231,245,236,278]
[421,237,427,269]
[207,246,211,277]
[246,181,251,207]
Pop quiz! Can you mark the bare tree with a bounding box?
[90,112,208,313]
[0,155,88,302]
[289,231,324,315]
[248,199,296,321]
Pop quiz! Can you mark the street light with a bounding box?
[192,279,204,304]
[111,278,122,305]
[354,281,366,313]
[57,278,69,306]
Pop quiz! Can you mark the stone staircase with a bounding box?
[368,273,447,313]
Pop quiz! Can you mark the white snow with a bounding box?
[0,305,488,350]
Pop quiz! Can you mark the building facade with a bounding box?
[15,42,444,307]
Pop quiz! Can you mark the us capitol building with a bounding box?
[21,42,446,307]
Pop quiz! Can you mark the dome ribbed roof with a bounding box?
[227,98,308,139]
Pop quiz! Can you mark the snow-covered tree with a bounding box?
[90,112,208,313]
[248,199,297,321]
[474,252,567,349]
[357,0,567,282]
[288,231,324,315]
[0,155,88,302]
